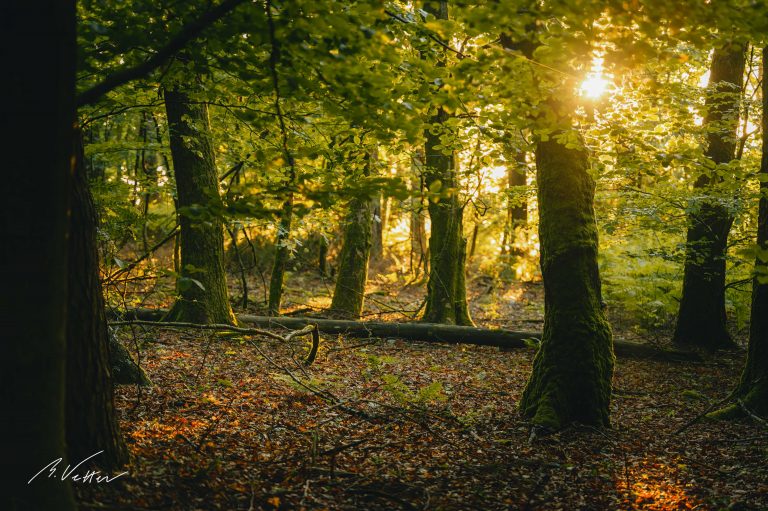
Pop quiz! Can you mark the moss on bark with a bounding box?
[164,84,236,325]
[519,136,614,430]
[330,193,373,318]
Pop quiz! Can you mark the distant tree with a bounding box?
[330,146,375,318]
[673,42,746,350]
[164,79,237,325]
[421,0,473,326]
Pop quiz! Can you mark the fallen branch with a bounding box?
[109,318,319,366]
[114,308,701,361]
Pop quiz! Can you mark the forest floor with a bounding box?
[80,267,768,510]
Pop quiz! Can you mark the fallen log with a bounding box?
[112,308,701,361]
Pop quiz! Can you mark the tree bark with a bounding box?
[65,130,130,470]
[164,84,236,325]
[410,149,428,276]
[673,43,746,350]
[330,152,374,318]
[502,150,528,255]
[1,1,77,508]
[268,196,293,315]
[711,46,768,419]
[371,194,384,262]
[519,134,614,430]
[421,0,473,326]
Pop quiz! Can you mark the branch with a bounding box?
[76,0,248,107]
[384,9,468,59]
[108,319,320,365]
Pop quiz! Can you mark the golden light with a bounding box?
[580,75,610,99]
[579,56,611,100]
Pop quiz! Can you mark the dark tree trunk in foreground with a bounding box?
[66,131,129,470]
[712,47,768,419]
[421,0,472,326]
[519,134,614,430]
[164,85,236,325]
[673,43,745,350]
[1,1,77,509]
[330,154,374,318]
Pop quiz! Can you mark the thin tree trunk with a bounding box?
[164,83,236,325]
[268,196,293,315]
[501,151,527,256]
[410,150,428,277]
[66,130,129,469]
[371,194,384,262]
[2,2,77,508]
[421,0,472,326]
[673,43,746,350]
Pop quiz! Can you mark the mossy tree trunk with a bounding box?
[712,47,768,419]
[3,2,77,508]
[164,84,236,325]
[519,133,614,430]
[66,130,129,470]
[421,0,472,326]
[330,153,374,318]
[673,43,745,350]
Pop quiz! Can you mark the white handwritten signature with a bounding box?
[28,450,128,484]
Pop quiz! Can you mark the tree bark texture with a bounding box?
[421,1,472,326]
[519,136,614,430]
[712,47,768,418]
[673,43,746,350]
[1,1,78,508]
[268,196,294,315]
[330,153,374,318]
[164,84,236,325]
[65,130,129,470]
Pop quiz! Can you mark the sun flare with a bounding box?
[579,56,611,99]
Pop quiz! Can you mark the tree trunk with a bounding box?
[410,150,428,276]
[164,84,236,325]
[421,0,472,326]
[673,43,746,350]
[268,196,293,315]
[712,47,768,419]
[519,134,614,430]
[502,151,528,255]
[330,153,374,318]
[2,1,77,508]
[371,194,384,262]
[65,130,130,470]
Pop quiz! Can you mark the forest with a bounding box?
[4,0,768,509]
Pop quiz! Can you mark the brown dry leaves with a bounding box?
[79,279,768,510]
